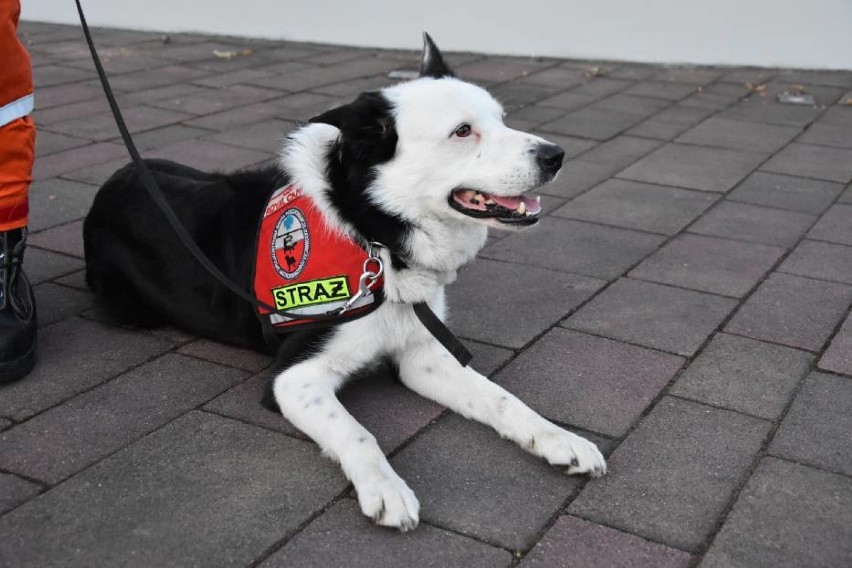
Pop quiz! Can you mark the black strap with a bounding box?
[75,0,472,366]
[412,303,473,366]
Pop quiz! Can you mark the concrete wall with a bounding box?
[23,0,852,70]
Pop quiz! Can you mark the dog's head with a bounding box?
[305,34,564,234]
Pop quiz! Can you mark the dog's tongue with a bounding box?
[491,194,541,214]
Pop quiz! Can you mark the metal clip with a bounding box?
[338,243,385,314]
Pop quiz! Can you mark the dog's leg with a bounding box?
[272,350,420,531]
[397,342,606,477]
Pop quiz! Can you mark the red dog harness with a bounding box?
[253,184,384,333]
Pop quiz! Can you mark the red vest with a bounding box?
[253,184,383,332]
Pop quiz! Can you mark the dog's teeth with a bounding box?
[485,198,494,205]
[517,202,526,215]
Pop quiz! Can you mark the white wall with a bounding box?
[23,0,852,70]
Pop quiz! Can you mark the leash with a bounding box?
[74,0,471,367]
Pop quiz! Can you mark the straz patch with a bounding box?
[253,184,384,332]
[272,276,350,310]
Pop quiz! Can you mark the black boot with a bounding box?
[0,227,36,382]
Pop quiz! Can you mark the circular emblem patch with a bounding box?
[271,207,310,279]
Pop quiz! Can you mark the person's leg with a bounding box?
[0,115,37,382]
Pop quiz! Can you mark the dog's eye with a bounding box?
[453,124,472,138]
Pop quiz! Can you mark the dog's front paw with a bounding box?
[353,461,420,531]
[531,428,607,478]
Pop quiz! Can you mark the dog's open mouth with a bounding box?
[449,189,542,225]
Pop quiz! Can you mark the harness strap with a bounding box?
[412,303,472,367]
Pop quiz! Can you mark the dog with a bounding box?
[83,34,606,531]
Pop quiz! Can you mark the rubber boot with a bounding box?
[0,227,36,382]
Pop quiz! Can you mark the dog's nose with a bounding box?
[536,143,565,175]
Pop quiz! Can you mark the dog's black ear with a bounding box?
[310,92,394,138]
[419,32,455,78]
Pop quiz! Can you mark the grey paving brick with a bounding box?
[808,203,852,246]
[207,118,298,152]
[272,91,344,121]
[727,171,844,215]
[446,256,605,348]
[570,78,633,97]
[121,83,211,106]
[33,283,95,327]
[626,104,715,140]
[538,90,598,111]
[481,217,664,280]
[178,339,272,372]
[671,333,812,420]
[652,68,722,85]
[0,411,347,568]
[183,99,293,130]
[463,339,515,377]
[509,104,567,127]
[53,269,88,290]
[621,81,698,101]
[23,247,84,285]
[0,355,246,484]
[820,313,852,376]
[521,515,692,568]
[0,317,174,421]
[29,220,85,258]
[249,58,395,92]
[608,65,658,81]
[725,273,852,351]
[102,64,212,91]
[701,458,852,568]
[617,143,768,193]
[529,131,598,160]
[456,57,551,82]
[798,121,852,149]
[33,82,106,110]
[780,239,852,284]
[761,143,852,183]
[569,397,770,551]
[146,139,272,171]
[391,414,589,550]
[34,98,110,126]
[27,178,98,232]
[540,106,642,140]
[111,123,211,151]
[769,372,852,476]
[491,83,562,110]
[676,117,801,153]
[0,418,11,430]
[263,499,511,568]
[521,66,587,87]
[148,84,282,115]
[0,473,41,515]
[49,105,194,142]
[841,183,852,204]
[717,99,822,127]
[688,201,816,248]
[553,179,716,235]
[495,328,683,436]
[565,279,737,356]
[629,234,784,298]
[776,69,852,88]
[32,142,127,180]
[191,67,277,88]
[32,64,94,88]
[311,74,397,98]
[34,130,91,158]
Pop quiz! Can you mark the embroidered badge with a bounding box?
[271,207,310,280]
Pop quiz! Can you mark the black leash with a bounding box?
[75,0,471,367]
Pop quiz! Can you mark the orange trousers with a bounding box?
[0,115,34,231]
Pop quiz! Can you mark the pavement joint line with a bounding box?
[666,392,776,424]
[0,468,49,491]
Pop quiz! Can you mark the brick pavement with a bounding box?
[1,20,851,567]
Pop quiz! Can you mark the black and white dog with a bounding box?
[84,35,606,531]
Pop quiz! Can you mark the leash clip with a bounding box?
[338,243,385,314]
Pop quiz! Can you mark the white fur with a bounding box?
[274,76,606,531]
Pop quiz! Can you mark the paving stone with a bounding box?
[727,171,844,215]
[688,201,816,248]
[776,70,852,89]
[207,118,298,152]
[725,273,852,351]
[553,179,716,235]
[0,355,246,484]
[798,121,852,149]
[121,83,211,106]
[521,515,692,568]
[841,183,852,204]
[508,104,566,127]
[48,105,194,142]
[32,64,94,88]
[671,333,812,419]
[769,372,852,476]
[34,98,111,126]
[33,283,96,328]
[626,104,715,140]
[32,142,127,180]
[652,68,722,85]
[34,130,91,158]
[178,339,272,372]
[820,313,852,376]
[146,139,272,171]
[391,414,585,550]
[0,411,346,568]
[263,499,511,568]
[537,90,598,111]
[701,457,852,568]
[102,64,212,91]
[570,78,633,97]
[53,269,89,291]
[780,240,852,284]
[808,203,852,245]
[629,234,784,298]
[0,418,12,430]
[464,339,515,377]
[147,84,282,115]
[0,473,41,516]
[191,67,277,88]
[446,256,604,348]
[495,328,683,437]
[482,217,664,280]
[33,82,106,110]
[29,220,85,258]
[522,66,587,89]
[456,57,551,82]
[621,81,698,101]
[183,99,291,130]
[569,397,770,551]
[676,117,801,153]
[0,317,174,421]
[565,278,737,356]
[717,99,822,127]
[541,96,668,141]
[27,178,99,232]
[249,58,395,92]
[490,82,562,110]
[312,74,397,98]
[617,143,768,193]
[761,143,852,183]
[759,81,847,107]
[717,68,777,85]
[23,247,84,285]
[154,40,261,63]
[111,123,211,151]
[608,65,658,81]
[528,131,598,160]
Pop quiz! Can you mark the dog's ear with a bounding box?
[419,32,455,79]
[310,92,394,137]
